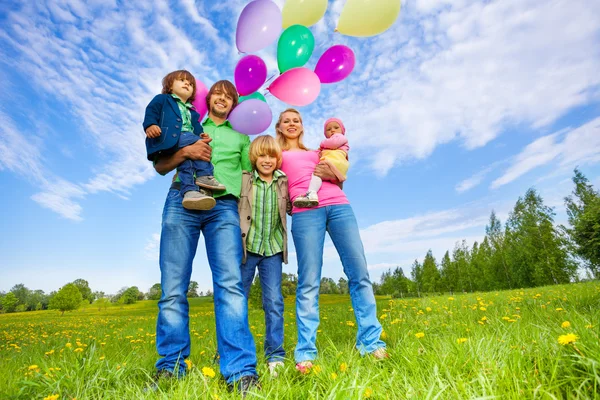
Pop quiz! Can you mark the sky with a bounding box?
[1,0,599,296]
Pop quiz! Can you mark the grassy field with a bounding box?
[1,282,599,399]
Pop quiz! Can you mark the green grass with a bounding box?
[1,282,599,399]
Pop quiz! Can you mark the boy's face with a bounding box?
[171,77,194,103]
[325,121,342,138]
[255,154,277,179]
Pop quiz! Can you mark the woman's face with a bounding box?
[278,111,303,140]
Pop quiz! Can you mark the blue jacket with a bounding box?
[143,94,204,161]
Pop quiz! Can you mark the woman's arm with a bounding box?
[154,138,212,175]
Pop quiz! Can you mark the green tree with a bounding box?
[337,277,349,294]
[486,211,511,289]
[122,287,140,304]
[49,284,83,315]
[410,260,423,297]
[72,279,94,303]
[1,292,18,313]
[439,251,455,293]
[188,281,199,298]
[95,297,110,311]
[421,250,441,293]
[281,273,297,297]
[319,277,338,294]
[564,169,600,278]
[10,284,30,310]
[147,283,162,300]
[248,276,262,309]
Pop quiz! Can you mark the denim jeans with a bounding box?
[240,251,285,362]
[177,131,213,195]
[291,204,385,362]
[156,189,257,383]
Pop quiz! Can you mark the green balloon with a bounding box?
[239,92,267,103]
[277,24,315,73]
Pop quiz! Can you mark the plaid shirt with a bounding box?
[171,94,193,133]
[246,170,285,256]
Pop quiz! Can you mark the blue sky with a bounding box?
[1,0,599,295]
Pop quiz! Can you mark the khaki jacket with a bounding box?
[239,171,291,264]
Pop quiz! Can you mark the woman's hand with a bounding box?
[314,162,338,182]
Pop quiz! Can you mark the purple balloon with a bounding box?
[314,45,356,84]
[235,55,268,96]
[236,0,282,53]
[229,99,273,135]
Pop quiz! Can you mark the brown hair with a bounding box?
[205,80,239,116]
[161,70,197,102]
[249,135,283,171]
[275,108,309,151]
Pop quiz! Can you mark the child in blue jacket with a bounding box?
[144,70,224,210]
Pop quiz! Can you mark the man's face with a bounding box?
[209,86,234,118]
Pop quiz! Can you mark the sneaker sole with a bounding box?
[293,200,319,208]
[195,182,226,191]
[182,197,216,210]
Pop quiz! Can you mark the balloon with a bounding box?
[236,0,282,53]
[336,0,401,37]
[277,25,315,73]
[282,0,327,28]
[228,99,273,135]
[191,79,209,121]
[267,67,320,107]
[314,45,355,84]
[234,55,268,96]
[239,92,267,103]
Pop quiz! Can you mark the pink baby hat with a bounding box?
[324,118,346,137]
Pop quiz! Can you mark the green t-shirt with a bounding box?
[173,118,251,199]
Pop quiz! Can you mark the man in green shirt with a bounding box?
[152,80,259,395]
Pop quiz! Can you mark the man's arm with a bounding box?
[313,162,338,182]
[240,135,252,172]
[154,138,212,175]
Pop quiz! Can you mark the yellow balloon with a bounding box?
[282,0,328,28]
[336,0,401,37]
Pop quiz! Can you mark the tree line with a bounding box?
[1,169,598,313]
[374,169,600,297]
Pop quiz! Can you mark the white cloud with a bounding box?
[456,166,493,193]
[492,117,600,188]
[144,233,161,261]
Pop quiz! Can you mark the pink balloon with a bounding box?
[267,68,321,107]
[229,99,273,135]
[314,45,356,84]
[191,79,209,121]
[235,55,268,96]
[236,0,282,53]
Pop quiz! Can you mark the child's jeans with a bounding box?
[177,131,213,195]
[240,251,286,362]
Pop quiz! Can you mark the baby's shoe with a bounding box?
[195,175,226,191]
[268,361,284,377]
[371,347,389,360]
[295,361,313,374]
[293,191,318,208]
[182,190,216,210]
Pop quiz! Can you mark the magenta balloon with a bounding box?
[236,0,282,53]
[191,79,209,121]
[314,45,356,84]
[234,55,268,96]
[268,67,321,107]
[229,99,273,135]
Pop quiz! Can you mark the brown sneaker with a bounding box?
[293,191,319,208]
[182,190,216,210]
[371,347,389,360]
[228,375,261,398]
[195,175,226,191]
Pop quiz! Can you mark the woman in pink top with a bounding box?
[275,109,387,372]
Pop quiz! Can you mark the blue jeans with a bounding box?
[155,190,257,383]
[177,132,213,195]
[291,204,385,362]
[240,251,285,362]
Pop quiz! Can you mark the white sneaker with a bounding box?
[293,191,319,208]
[182,190,216,210]
[268,361,284,377]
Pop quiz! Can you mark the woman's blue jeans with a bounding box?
[291,204,385,362]
[240,251,286,362]
[155,189,257,383]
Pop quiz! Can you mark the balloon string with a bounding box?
[265,73,278,85]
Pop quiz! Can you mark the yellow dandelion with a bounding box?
[457,338,468,344]
[43,395,59,400]
[340,362,348,372]
[479,307,487,311]
[45,350,55,356]
[555,308,563,311]
[380,313,388,320]
[184,359,192,370]
[99,356,105,360]
[331,372,338,380]
[74,348,84,353]
[346,321,355,327]
[364,388,373,398]
[65,343,72,348]
[312,365,322,375]
[425,307,432,312]
[481,316,487,321]
[28,365,40,371]
[586,324,594,329]
[561,321,571,328]
[415,332,425,339]
[380,331,388,340]
[558,333,578,345]
[448,297,454,301]
[202,367,216,378]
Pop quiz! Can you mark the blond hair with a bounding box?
[249,135,283,171]
[275,108,309,151]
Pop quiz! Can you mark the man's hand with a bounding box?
[313,162,337,181]
[146,125,161,138]
[183,138,212,162]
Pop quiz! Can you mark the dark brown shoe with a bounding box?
[228,375,261,398]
